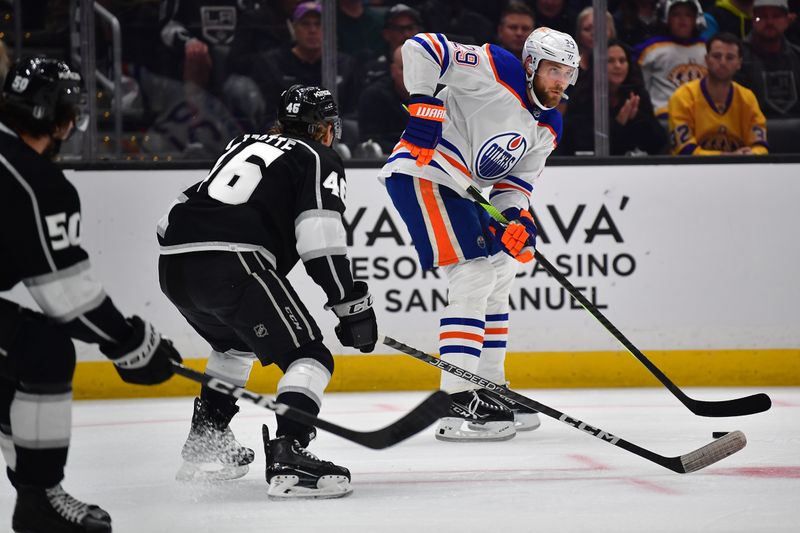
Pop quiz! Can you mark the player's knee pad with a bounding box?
[445,258,497,308]
[205,349,256,387]
[487,253,519,308]
[10,315,75,387]
[276,340,333,409]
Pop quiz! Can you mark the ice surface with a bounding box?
[1,388,798,533]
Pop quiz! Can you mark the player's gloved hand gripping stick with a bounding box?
[448,172,771,418]
[488,207,537,263]
[399,95,446,167]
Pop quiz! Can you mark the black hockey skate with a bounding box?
[263,425,352,500]
[176,397,255,481]
[477,388,541,431]
[12,484,111,533]
[435,389,516,442]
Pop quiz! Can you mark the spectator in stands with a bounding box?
[0,39,10,85]
[496,2,536,60]
[615,0,661,46]
[576,6,617,70]
[669,32,768,154]
[736,0,800,117]
[358,46,409,154]
[527,0,577,35]
[362,3,424,85]
[560,39,668,154]
[157,0,266,130]
[246,1,359,123]
[337,0,386,62]
[415,0,495,44]
[786,0,800,46]
[708,0,754,39]
[227,1,298,79]
[635,0,708,117]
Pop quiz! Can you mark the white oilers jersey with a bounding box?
[379,33,563,213]
[634,36,708,117]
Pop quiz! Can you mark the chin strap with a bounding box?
[526,78,555,112]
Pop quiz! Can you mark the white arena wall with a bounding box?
[6,163,799,397]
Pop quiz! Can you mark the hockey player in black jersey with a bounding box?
[0,58,182,532]
[158,84,378,499]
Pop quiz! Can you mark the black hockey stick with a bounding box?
[170,361,451,450]
[455,179,770,417]
[382,334,746,473]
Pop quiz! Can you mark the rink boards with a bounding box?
[6,162,799,397]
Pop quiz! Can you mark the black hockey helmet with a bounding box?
[1,57,88,134]
[277,84,341,139]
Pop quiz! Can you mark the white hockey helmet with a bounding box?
[659,0,706,28]
[522,27,580,109]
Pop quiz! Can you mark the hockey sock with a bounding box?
[10,383,72,487]
[439,313,485,392]
[275,355,332,447]
[202,349,256,412]
[476,313,508,384]
[275,392,319,447]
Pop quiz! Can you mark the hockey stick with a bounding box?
[170,361,451,450]
[381,334,746,473]
[452,177,770,417]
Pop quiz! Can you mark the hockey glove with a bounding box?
[399,95,446,167]
[330,281,378,353]
[100,316,182,385]
[488,208,537,263]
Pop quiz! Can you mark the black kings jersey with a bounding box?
[157,133,354,305]
[0,121,131,345]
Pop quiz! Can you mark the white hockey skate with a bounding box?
[263,425,352,500]
[176,397,254,482]
[435,389,516,442]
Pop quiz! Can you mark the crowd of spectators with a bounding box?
[1,0,798,158]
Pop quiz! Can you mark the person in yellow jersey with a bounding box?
[668,31,768,154]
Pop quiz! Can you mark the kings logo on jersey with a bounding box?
[475,132,527,180]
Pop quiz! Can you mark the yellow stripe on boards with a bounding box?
[71,349,800,400]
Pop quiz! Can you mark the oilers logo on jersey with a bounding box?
[475,133,527,180]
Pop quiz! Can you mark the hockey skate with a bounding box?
[477,388,541,431]
[263,425,352,500]
[435,389,516,442]
[176,397,255,481]
[12,483,111,533]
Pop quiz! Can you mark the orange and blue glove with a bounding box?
[488,208,537,263]
[399,95,446,167]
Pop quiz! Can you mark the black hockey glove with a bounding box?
[330,281,378,353]
[100,316,182,385]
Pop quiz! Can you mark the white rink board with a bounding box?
[5,163,799,361]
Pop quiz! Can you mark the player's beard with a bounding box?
[532,77,564,108]
[534,87,562,108]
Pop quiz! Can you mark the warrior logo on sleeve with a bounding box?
[475,132,527,180]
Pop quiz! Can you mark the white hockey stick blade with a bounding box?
[679,430,747,473]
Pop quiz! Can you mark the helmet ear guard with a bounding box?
[278,84,342,140]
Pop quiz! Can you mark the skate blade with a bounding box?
[176,461,249,482]
[513,412,542,432]
[267,474,353,500]
[435,418,516,442]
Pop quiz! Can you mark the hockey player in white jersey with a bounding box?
[380,28,580,441]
